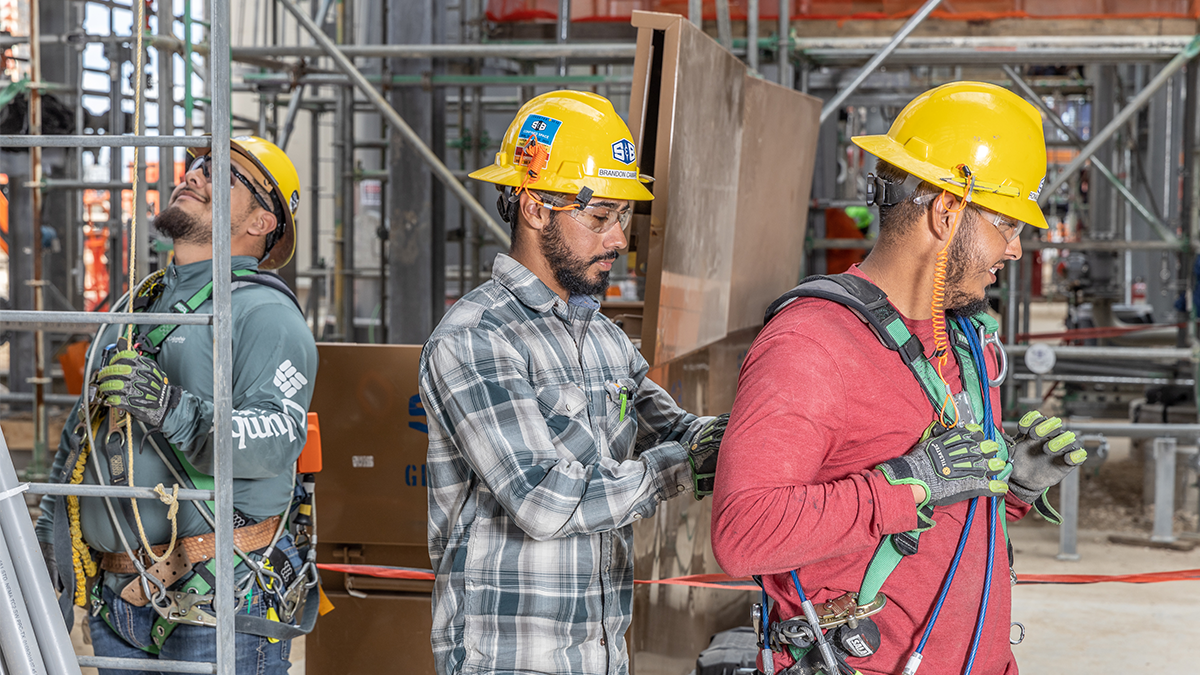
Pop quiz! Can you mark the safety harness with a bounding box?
[56,268,320,654]
[752,273,1042,675]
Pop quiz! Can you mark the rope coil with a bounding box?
[929,167,976,427]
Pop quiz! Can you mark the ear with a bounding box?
[927,191,963,245]
[245,209,278,239]
[518,191,552,234]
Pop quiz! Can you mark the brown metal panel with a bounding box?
[308,343,431,555]
[727,77,821,332]
[305,591,436,675]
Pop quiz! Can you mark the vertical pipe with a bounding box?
[1151,437,1178,542]
[0,430,81,675]
[341,86,355,339]
[184,0,195,134]
[209,0,236,670]
[0,522,45,675]
[158,0,175,258]
[688,0,702,26]
[1179,57,1197,352]
[777,0,789,86]
[747,0,759,72]
[557,0,569,77]
[715,0,732,50]
[28,0,47,478]
[332,86,346,339]
[1056,462,1080,560]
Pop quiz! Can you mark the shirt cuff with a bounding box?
[869,470,921,535]
[644,441,692,502]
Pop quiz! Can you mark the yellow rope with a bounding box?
[123,0,181,565]
[67,411,100,606]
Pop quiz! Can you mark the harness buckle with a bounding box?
[166,590,217,627]
[893,531,920,556]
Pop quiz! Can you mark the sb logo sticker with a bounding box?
[611,139,636,165]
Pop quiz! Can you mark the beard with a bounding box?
[153,204,209,246]
[943,213,993,319]
[540,214,617,298]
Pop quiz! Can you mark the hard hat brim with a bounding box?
[468,164,655,202]
[853,134,1049,230]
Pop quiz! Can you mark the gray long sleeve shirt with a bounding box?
[36,256,318,555]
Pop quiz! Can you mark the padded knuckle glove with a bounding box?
[1008,412,1087,518]
[688,413,729,500]
[878,422,1009,510]
[95,349,182,429]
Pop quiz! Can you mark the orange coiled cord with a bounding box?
[930,171,975,427]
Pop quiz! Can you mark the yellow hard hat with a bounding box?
[469,90,654,202]
[189,135,301,269]
[852,81,1048,229]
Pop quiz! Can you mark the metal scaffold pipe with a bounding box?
[229,42,638,60]
[1003,64,1178,245]
[1040,34,1200,205]
[819,0,943,123]
[0,135,208,148]
[276,0,511,247]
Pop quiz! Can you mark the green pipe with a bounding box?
[242,72,631,87]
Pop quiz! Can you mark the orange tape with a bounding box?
[317,564,1200,588]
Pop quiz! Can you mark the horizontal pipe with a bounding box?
[1011,373,1194,386]
[230,42,637,60]
[0,392,79,405]
[0,311,212,329]
[1001,420,1200,439]
[0,135,208,148]
[42,179,133,191]
[798,35,1198,66]
[77,656,215,674]
[1005,345,1192,360]
[27,483,215,502]
[812,238,1186,252]
[242,73,632,88]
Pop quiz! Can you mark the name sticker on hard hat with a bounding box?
[515,114,563,166]
[611,139,636,165]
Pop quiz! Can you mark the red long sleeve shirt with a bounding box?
[712,266,1030,675]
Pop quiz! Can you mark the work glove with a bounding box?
[1007,411,1087,524]
[878,423,1010,531]
[39,541,62,593]
[95,348,181,429]
[688,413,729,500]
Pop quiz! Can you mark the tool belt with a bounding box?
[100,516,279,574]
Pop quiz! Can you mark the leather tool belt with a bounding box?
[99,516,280,607]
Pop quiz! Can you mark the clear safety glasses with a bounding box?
[972,206,1026,243]
[189,155,274,213]
[525,189,633,235]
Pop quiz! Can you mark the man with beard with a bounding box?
[711,82,1084,675]
[418,90,727,675]
[36,136,316,673]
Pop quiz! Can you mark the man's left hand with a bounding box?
[1008,411,1087,506]
[688,413,729,500]
[95,349,181,428]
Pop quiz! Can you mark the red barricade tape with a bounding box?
[317,564,1200,588]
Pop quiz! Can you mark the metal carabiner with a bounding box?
[1010,621,1025,645]
[978,327,1009,388]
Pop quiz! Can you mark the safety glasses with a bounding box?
[972,205,1025,243]
[526,189,632,234]
[189,155,274,214]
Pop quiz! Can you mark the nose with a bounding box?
[1005,233,1023,261]
[607,220,629,251]
[185,161,207,188]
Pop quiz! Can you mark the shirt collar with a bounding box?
[492,253,600,316]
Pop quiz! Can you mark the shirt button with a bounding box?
[677,484,686,492]
[633,513,642,519]
[600,637,607,646]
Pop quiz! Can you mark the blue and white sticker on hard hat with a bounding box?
[611,139,636,165]
[515,114,563,166]
[1028,175,1046,202]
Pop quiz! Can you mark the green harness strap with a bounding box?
[765,275,1009,606]
[142,269,259,349]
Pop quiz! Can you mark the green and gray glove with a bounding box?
[688,413,729,500]
[1007,411,1087,523]
[878,423,1010,530]
[95,348,181,428]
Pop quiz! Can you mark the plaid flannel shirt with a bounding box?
[419,254,704,675]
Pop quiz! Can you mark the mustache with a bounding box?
[588,251,620,265]
[172,186,208,205]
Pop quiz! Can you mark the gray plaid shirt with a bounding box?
[419,254,703,675]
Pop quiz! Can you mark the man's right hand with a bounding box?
[878,423,1010,511]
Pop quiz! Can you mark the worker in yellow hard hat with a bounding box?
[418,90,727,675]
[36,135,318,672]
[711,82,1085,675]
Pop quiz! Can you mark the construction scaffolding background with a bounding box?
[2,0,1200,672]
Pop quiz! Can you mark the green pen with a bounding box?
[619,388,628,422]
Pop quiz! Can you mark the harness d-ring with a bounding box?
[1010,621,1025,645]
[978,327,1008,387]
